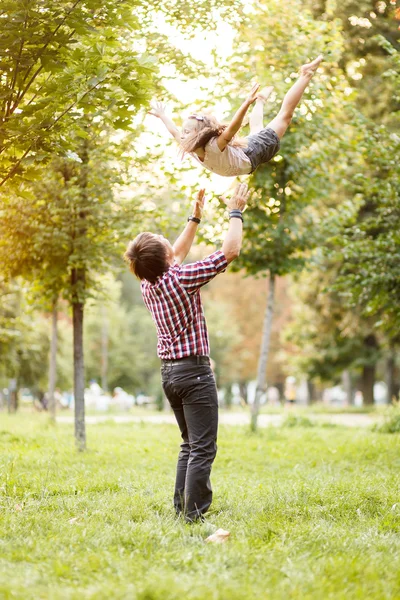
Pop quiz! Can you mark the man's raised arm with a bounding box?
[172,189,205,265]
[177,183,250,295]
[221,183,250,263]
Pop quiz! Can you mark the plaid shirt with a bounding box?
[141,250,228,359]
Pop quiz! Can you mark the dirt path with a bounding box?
[57,412,380,428]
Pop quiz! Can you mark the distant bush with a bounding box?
[373,402,400,434]
[282,415,315,428]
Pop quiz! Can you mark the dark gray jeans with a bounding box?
[161,359,218,522]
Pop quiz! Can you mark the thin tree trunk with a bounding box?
[361,334,378,406]
[341,369,353,406]
[385,346,396,404]
[71,136,88,451]
[8,379,18,413]
[224,385,233,409]
[101,304,108,392]
[307,380,316,404]
[10,390,18,412]
[361,365,375,405]
[251,274,275,432]
[72,270,86,451]
[239,382,248,405]
[48,298,58,422]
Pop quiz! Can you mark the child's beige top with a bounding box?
[191,137,252,177]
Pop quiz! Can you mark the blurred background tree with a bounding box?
[0,0,399,440]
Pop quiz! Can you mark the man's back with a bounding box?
[141,250,227,359]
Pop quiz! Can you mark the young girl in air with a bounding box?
[149,55,323,177]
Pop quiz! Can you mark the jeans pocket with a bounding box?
[173,367,217,406]
[172,365,212,386]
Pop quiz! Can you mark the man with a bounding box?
[124,183,249,522]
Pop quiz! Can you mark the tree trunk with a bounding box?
[361,364,375,405]
[251,274,275,431]
[341,369,353,406]
[71,136,88,451]
[307,380,316,404]
[72,270,86,451]
[48,298,58,422]
[224,385,233,409]
[385,346,396,404]
[101,304,108,392]
[238,382,248,405]
[8,379,18,413]
[361,334,378,406]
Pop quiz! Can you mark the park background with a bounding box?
[0,1,400,598]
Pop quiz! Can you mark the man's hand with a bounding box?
[148,101,167,119]
[192,188,205,220]
[245,83,260,106]
[222,183,251,211]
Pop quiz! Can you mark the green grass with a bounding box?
[374,403,400,434]
[0,414,400,600]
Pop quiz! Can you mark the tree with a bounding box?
[323,124,400,336]
[310,0,400,126]
[202,0,350,429]
[84,276,159,395]
[1,0,245,447]
[0,278,50,411]
[282,268,383,405]
[0,0,243,188]
[273,2,398,406]
[0,120,138,445]
[0,0,159,188]
[201,270,292,396]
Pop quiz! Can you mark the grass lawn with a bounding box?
[0,415,399,600]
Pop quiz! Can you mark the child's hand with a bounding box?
[245,83,260,106]
[193,188,205,220]
[148,101,166,118]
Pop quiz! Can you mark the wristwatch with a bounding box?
[188,216,201,224]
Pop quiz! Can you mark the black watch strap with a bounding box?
[188,216,201,224]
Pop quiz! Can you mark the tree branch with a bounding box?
[6,11,28,118]
[23,72,53,110]
[14,28,77,113]
[0,146,33,188]
[20,0,84,90]
[11,65,44,116]
[0,77,107,188]
[45,77,107,131]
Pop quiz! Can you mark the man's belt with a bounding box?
[161,355,210,366]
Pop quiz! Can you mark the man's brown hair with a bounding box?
[124,232,169,284]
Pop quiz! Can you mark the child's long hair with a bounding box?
[180,114,247,155]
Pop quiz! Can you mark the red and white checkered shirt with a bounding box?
[141,250,228,359]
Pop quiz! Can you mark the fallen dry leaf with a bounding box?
[205,528,230,544]
[68,517,79,524]
[14,504,23,512]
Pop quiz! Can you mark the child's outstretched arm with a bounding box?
[216,83,260,152]
[173,189,205,265]
[148,102,181,143]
